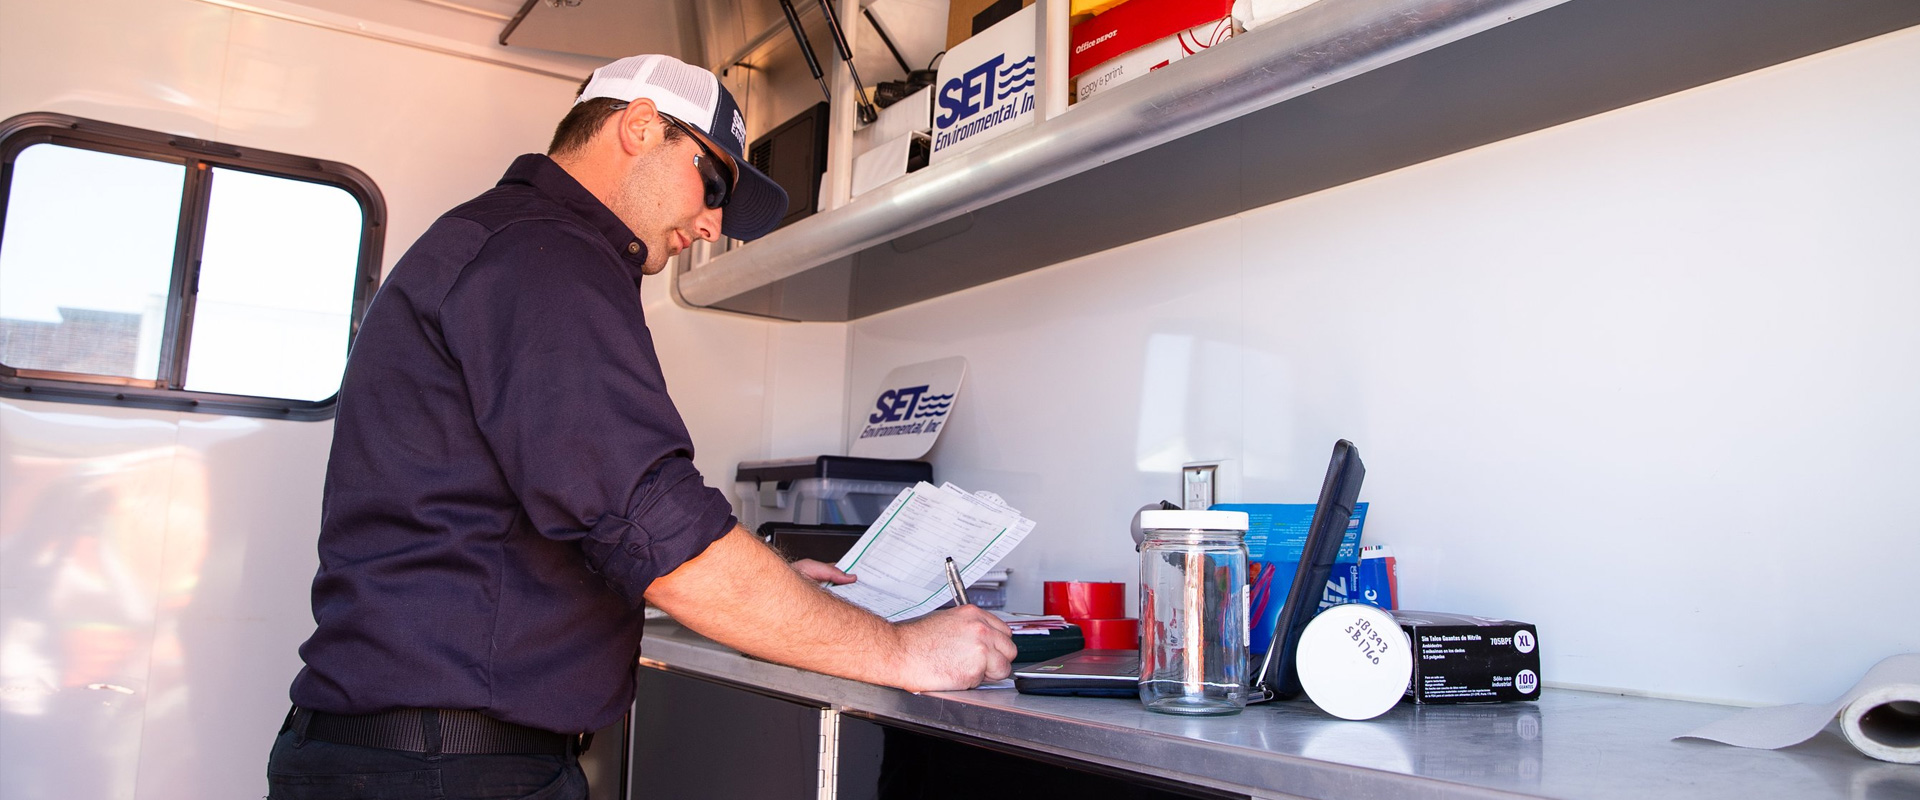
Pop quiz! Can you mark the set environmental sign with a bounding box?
[931,5,1038,164]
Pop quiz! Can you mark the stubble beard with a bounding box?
[610,150,678,275]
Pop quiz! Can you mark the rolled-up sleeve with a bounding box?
[438,221,734,607]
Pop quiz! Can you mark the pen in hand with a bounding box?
[944,556,970,607]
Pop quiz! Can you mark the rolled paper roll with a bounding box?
[1044,581,1126,620]
[1840,682,1920,764]
[1678,653,1920,763]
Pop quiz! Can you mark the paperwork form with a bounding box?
[831,482,1036,622]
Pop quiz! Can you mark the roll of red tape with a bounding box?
[1072,617,1140,650]
[1043,581,1126,620]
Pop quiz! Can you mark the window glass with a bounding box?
[0,114,381,419]
[184,167,363,401]
[0,143,184,379]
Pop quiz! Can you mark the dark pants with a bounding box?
[267,726,588,800]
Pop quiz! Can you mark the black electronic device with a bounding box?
[733,454,932,486]
[747,103,830,232]
[759,521,868,564]
[1258,439,1366,702]
[907,133,930,173]
[873,72,937,108]
[972,0,1026,36]
[1012,649,1138,697]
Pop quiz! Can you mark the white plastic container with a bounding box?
[733,456,931,532]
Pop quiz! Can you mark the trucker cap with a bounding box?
[578,54,789,242]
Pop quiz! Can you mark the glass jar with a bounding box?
[1137,509,1250,715]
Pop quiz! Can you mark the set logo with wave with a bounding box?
[868,384,954,425]
[860,384,956,440]
[997,56,1035,96]
[910,392,955,419]
[935,53,1038,130]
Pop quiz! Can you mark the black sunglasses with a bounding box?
[660,114,736,210]
[604,102,738,209]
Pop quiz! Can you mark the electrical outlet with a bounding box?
[1182,464,1217,510]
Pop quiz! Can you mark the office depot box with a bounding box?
[1069,0,1237,101]
[1072,0,1129,16]
[1072,18,1235,102]
[734,456,931,531]
[1393,611,1542,704]
[1239,0,1321,30]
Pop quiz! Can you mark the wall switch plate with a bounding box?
[1183,464,1217,510]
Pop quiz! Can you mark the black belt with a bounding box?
[285,707,589,756]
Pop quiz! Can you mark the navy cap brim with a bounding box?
[721,161,788,242]
[698,74,788,241]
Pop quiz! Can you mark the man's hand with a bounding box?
[646,527,1018,693]
[790,559,856,585]
[889,605,1018,692]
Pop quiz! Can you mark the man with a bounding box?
[267,54,1017,799]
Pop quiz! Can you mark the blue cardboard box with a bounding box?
[1212,502,1367,655]
[1355,545,1397,610]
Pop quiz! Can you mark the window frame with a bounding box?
[0,112,385,420]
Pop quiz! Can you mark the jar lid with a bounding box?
[1139,509,1249,531]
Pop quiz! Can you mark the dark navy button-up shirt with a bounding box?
[289,154,737,735]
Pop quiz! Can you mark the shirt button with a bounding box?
[626,241,641,255]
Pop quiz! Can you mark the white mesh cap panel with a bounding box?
[578,55,718,133]
[594,56,645,83]
[643,58,717,117]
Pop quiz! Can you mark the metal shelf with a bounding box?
[637,623,1907,800]
[676,0,1920,321]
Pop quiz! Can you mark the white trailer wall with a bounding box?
[842,25,1920,708]
[0,2,809,798]
[6,2,1917,798]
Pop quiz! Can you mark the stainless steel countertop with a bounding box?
[637,623,1911,799]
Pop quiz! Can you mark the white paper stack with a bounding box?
[830,482,1037,622]
[993,611,1072,636]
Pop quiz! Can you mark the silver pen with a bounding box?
[944,556,970,607]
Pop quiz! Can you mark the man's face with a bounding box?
[610,119,730,276]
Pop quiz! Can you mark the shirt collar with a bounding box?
[499,154,650,275]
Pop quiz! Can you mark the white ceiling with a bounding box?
[275,0,949,90]
[286,0,528,45]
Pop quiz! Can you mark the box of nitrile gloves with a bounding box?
[1393,611,1541,704]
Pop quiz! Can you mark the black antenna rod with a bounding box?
[813,0,880,124]
[776,0,835,107]
[861,6,913,76]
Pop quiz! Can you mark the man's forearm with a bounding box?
[645,526,901,682]
[643,527,1015,691]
